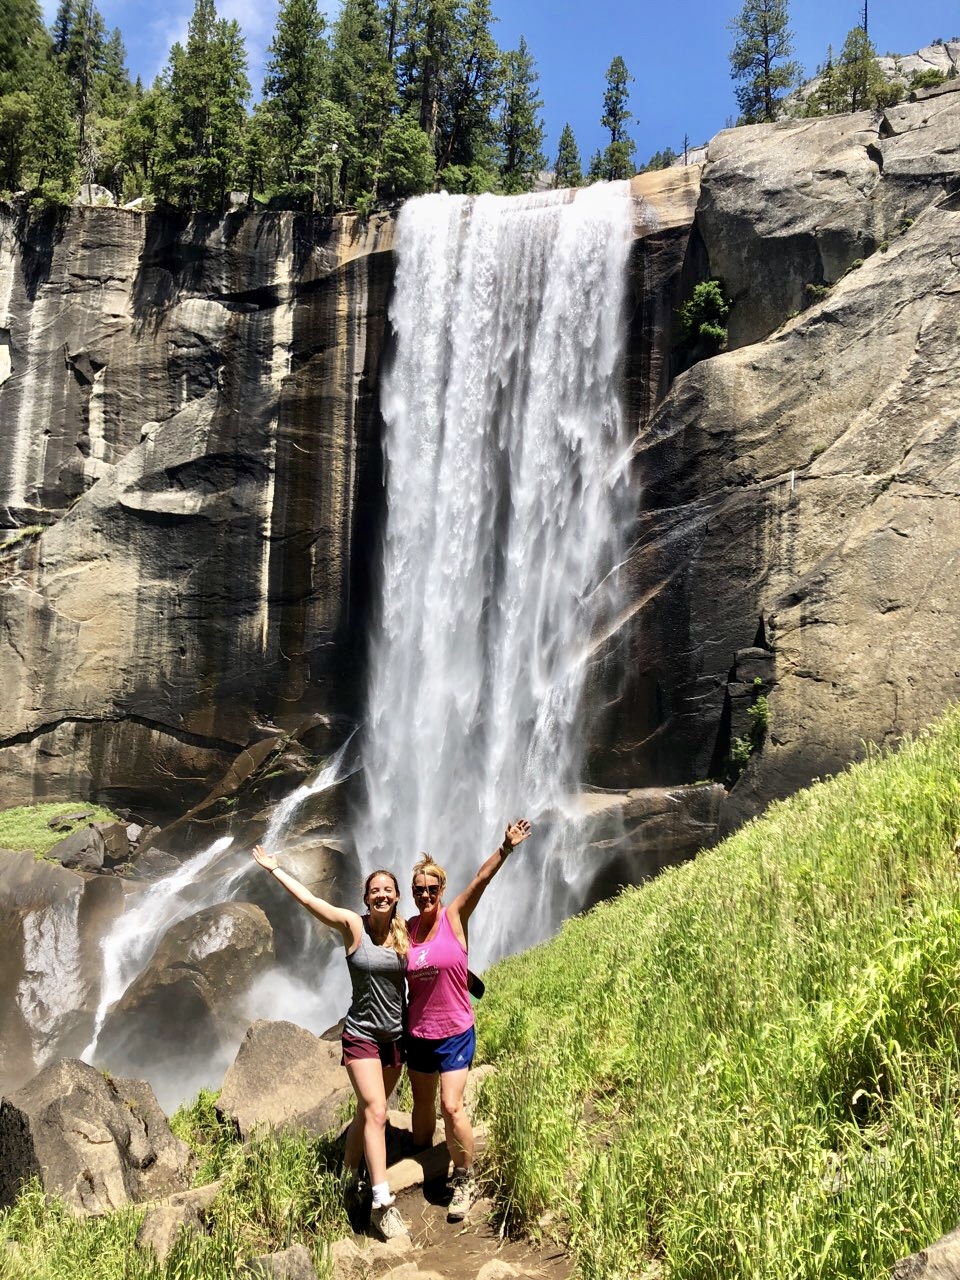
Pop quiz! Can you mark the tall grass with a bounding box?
[477,708,960,1278]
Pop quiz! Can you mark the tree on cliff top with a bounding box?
[260,0,328,200]
[836,23,887,111]
[553,122,582,188]
[498,36,545,194]
[728,0,800,123]
[599,55,635,180]
[152,0,250,210]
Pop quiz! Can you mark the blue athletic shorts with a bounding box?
[405,1025,476,1074]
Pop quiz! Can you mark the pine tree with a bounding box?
[0,0,78,197]
[379,109,435,200]
[553,121,582,188]
[836,24,884,111]
[586,148,603,182]
[329,0,395,200]
[153,0,250,210]
[119,77,162,197]
[60,0,106,151]
[600,55,635,180]
[728,0,800,124]
[803,44,844,116]
[435,0,500,175]
[260,0,327,198]
[497,36,544,194]
[28,52,79,199]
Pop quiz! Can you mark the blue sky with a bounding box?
[42,0,960,167]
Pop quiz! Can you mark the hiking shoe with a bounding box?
[370,1201,408,1240]
[447,1168,476,1222]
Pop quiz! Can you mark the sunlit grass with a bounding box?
[477,706,960,1278]
[0,802,120,857]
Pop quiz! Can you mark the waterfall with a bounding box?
[356,183,636,967]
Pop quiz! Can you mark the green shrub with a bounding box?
[803,282,833,307]
[677,279,730,357]
[909,68,947,90]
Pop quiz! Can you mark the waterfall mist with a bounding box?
[356,183,637,967]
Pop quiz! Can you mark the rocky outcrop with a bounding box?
[0,1058,194,1214]
[0,207,395,817]
[95,901,275,1081]
[0,850,129,1096]
[577,783,726,909]
[594,85,960,818]
[216,1018,352,1140]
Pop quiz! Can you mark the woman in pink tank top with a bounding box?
[406,818,532,1221]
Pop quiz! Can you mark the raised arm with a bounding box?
[447,819,532,938]
[252,844,360,948]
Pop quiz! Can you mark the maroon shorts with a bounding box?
[341,1032,404,1069]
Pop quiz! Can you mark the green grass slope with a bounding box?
[476,706,960,1278]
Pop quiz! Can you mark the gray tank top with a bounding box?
[343,923,405,1041]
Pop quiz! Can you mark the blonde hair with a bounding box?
[363,869,409,958]
[411,854,447,892]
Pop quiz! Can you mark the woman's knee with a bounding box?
[364,1100,388,1130]
[439,1094,465,1124]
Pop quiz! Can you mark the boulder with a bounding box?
[247,1244,319,1279]
[95,902,274,1083]
[0,1058,194,1214]
[217,1019,352,1140]
[94,821,134,867]
[575,784,726,908]
[48,826,105,872]
[328,1236,414,1280]
[0,851,129,1096]
[136,1182,222,1262]
[892,1225,960,1278]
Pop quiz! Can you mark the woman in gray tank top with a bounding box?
[252,844,410,1240]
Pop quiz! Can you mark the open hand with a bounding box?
[503,819,532,851]
[252,843,279,873]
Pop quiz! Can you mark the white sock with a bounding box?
[371,1182,394,1208]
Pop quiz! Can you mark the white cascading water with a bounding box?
[82,741,355,1070]
[356,182,637,967]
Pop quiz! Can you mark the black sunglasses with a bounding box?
[412,883,441,898]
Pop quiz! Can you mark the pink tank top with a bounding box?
[406,908,474,1039]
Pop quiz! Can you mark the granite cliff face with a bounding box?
[594,82,960,828]
[0,210,393,817]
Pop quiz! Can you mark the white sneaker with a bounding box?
[370,1201,408,1240]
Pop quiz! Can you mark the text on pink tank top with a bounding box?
[406,907,474,1039]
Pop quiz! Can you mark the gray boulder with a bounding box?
[95,902,274,1082]
[136,1181,222,1261]
[892,1225,960,1278]
[247,1244,319,1279]
[217,1019,352,1139]
[0,851,129,1096]
[0,1058,194,1214]
[49,826,105,872]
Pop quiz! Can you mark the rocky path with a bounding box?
[330,1180,572,1280]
